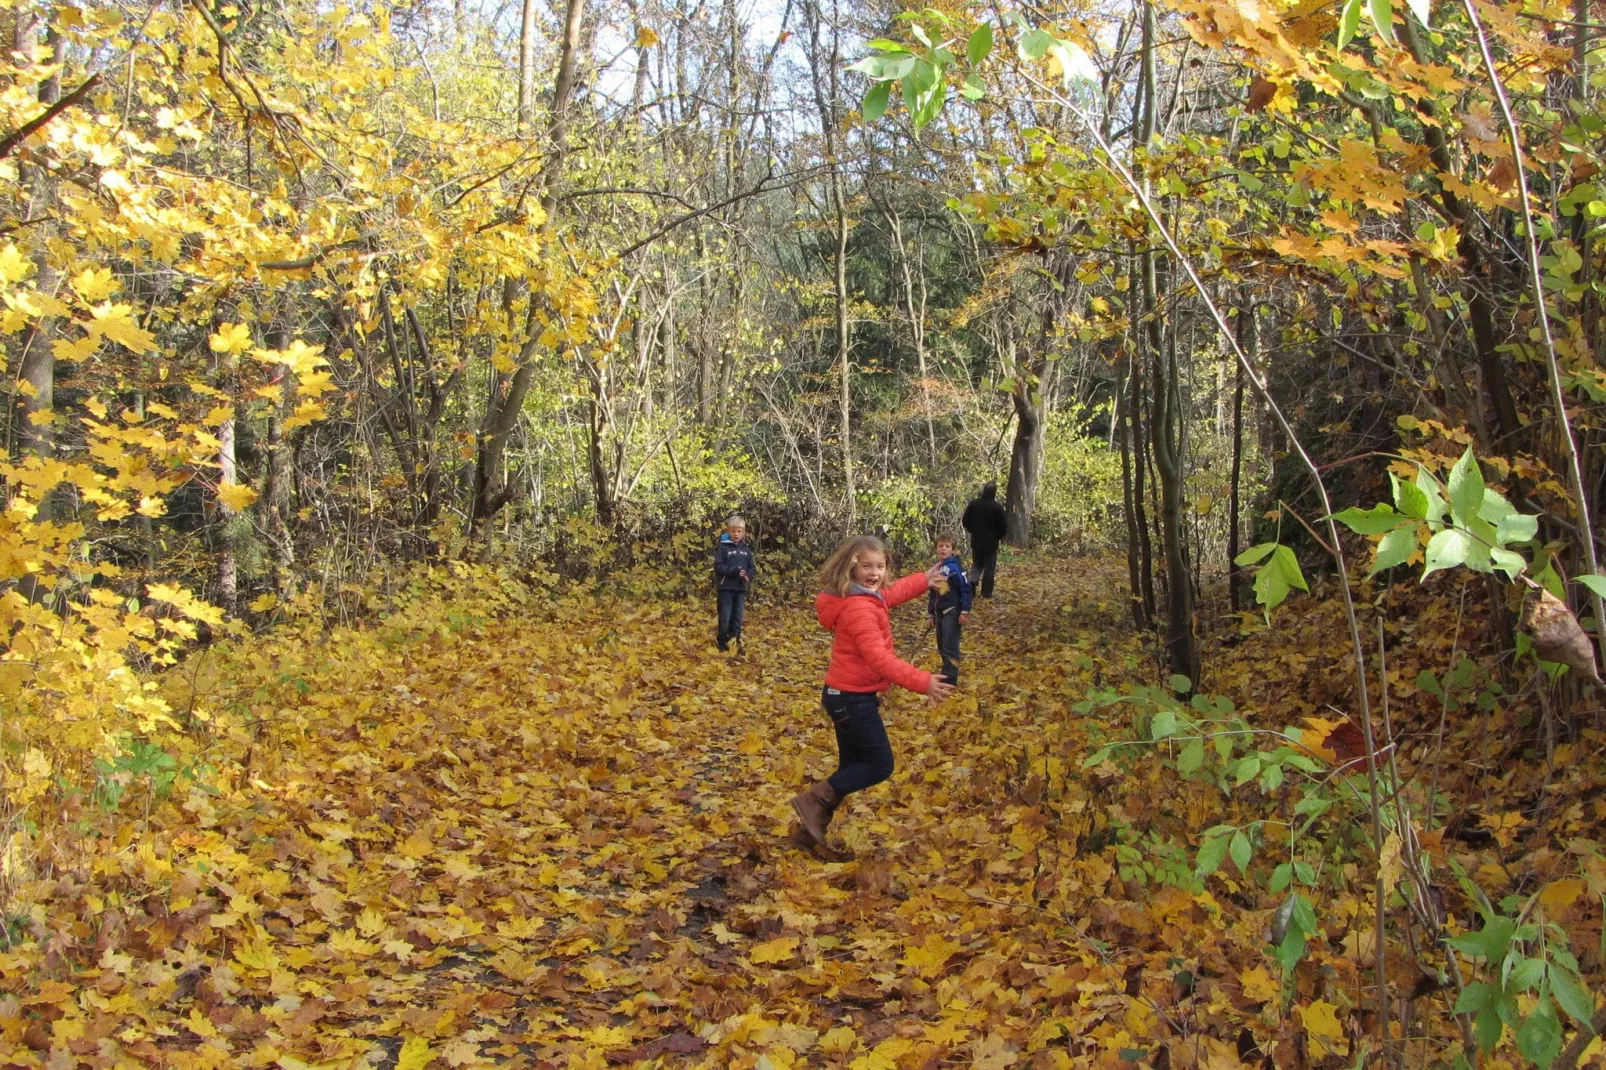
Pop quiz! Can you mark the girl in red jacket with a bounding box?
[791,535,955,860]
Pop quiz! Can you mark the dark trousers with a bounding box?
[822,688,894,796]
[934,608,962,684]
[716,588,747,648]
[970,546,999,598]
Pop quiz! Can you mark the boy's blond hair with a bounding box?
[934,533,958,551]
[818,535,889,596]
[726,515,746,530]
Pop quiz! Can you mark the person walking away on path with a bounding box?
[713,515,755,653]
[792,536,955,861]
[961,481,1008,598]
[927,534,973,685]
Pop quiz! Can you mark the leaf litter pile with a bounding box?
[3,559,1603,1068]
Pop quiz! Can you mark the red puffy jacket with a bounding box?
[816,572,933,695]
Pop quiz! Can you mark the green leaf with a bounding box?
[866,38,911,52]
[1367,0,1398,45]
[967,23,993,66]
[1270,862,1293,893]
[1549,963,1596,1025]
[1177,738,1205,774]
[1415,467,1447,526]
[1455,981,1495,1014]
[1253,563,1291,616]
[1293,793,1331,818]
[861,81,891,122]
[1196,832,1230,877]
[1259,762,1284,792]
[1082,744,1117,768]
[1151,708,1179,740]
[1019,27,1054,59]
[1276,926,1306,973]
[1449,915,1516,962]
[1515,995,1562,1066]
[1169,673,1192,693]
[1448,448,1485,527]
[1477,486,1515,524]
[1423,527,1474,579]
[1333,504,1408,535]
[1392,471,1428,520]
[1404,0,1429,26]
[1494,512,1537,546]
[1507,956,1544,992]
[1235,541,1277,566]
[1233,755,1262,787]
[1229,829,1252,873]
[1271,545,1308,592]
[1372,525,1418,574]
[1577,573,1606,599]
[1047,39,1099,86]
[960,73,984,100]
[910,22,932,46]
[1490,547,1526,580]
[1337,0,1364,48]
[1474,1000,1504,1053]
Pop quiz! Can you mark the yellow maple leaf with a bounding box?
[819,1025,858,1054]
[0,243,34,283]
[1239,964,1279,1003]
[1301,999,1346,1055]
[52,333,100,362]
[71,267,119,302]
[247,592,278,613]
[396,1034,434,1070]
[749,935,799,964]
[1482,810,1525,849]
[901,932,961,977]
[210,322,253,354]
[88,302,156,353]
[216,482,259,512]
[1537,878,1586,913]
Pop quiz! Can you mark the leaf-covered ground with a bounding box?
[3,558,1602,1068]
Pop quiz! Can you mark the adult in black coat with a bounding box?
[961,482,1008,598]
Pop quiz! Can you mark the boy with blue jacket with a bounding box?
[927,534,973,684]
[713,515,756,652]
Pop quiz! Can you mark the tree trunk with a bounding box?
[1139,0,1198,686]
[517,0,537,133]
[1004,380,1045,549]
[1228,296,1251,613]
[471,0,588,532]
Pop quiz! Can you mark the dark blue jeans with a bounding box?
[823,687,894,796]
[934,607,962,684]
[717,588,747,648]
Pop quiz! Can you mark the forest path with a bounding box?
[13,557,1235,1070]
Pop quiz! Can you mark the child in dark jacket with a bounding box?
[712,515,756,652]
[927,534,973,685]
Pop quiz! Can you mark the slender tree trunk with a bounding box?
[1228,297,1252,613]
[471,0,587,532]
[1139,0,1198,684]
[517,0,537,133]
[833,171,854,523]
[1004,379,1045,549]
[217,405,239,612]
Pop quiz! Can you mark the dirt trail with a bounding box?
[7,558,1235,1070]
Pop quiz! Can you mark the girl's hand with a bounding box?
[925,563,947,589]
[927,675,955,703]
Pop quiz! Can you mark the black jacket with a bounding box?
[713,535,756,590]
[962,492,1008,554]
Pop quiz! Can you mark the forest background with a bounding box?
[3,0,1606,1060]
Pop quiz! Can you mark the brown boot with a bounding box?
[790,780,838,845]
